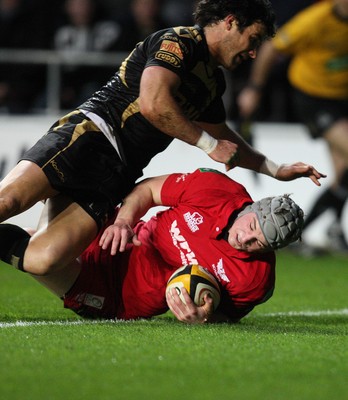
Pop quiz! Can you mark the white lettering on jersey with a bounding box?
[175,173,189,183]
[170,220,198,265]
[183,211,203,232]
[212,258,230,283]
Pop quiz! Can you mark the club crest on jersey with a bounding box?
[184,211,203,232]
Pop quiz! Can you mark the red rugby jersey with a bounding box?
[117,168,275,320]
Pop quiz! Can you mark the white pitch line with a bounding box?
[259,309,348,317]
[0,319,118,329]
[0,309,347,329]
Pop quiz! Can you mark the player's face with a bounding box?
[219,20,266,71]
[227,212,269,253]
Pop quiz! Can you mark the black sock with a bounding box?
[340,169,348,187]
[335,170,348,219]
[0,224,30,271]
[303,188,346,229]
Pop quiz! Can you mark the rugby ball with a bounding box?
[166,264,221,310]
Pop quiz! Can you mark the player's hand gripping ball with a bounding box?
[166,264,221,310]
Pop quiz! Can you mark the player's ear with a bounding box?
[225,14,236,30]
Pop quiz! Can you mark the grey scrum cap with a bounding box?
[238,194,304,249]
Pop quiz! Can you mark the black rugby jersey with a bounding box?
[80,25,226,177]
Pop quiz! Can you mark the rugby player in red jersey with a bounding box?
[7,169,304,324]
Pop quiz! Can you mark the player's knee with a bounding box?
[23,248,63,276]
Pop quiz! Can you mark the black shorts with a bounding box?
[292,89,348,138]
[22,110,136,228]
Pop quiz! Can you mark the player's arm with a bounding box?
[140,66,325,184]
[197,121,326,185]
[139,65,239,169]
[99,174,168,255]
[237,40,279,119]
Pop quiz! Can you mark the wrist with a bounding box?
[259,158,280,177]
[114,214,133,228]
[196,131,218,154]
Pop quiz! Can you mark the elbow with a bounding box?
[139,97,156,120]
[139,96,171,126]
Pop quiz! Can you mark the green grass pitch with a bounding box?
[0,251,347,400]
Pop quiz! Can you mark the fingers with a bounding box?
[309,175,322,187]
[200,293,214,322]
[311,169,327,180]
[277,163,327,185]
[166,287,192,321]
[166,287,214,324]
[226,150,240,170]
[166,287,184,320]
[99,229,112,250]
[210,140,239,171]
[99,227,123,255]
[132,234,142,247]
[99,220,136,255]
[303,165,327,187]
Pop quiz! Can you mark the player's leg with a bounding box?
[324,118,348,160]
[303,148,347,228]
[24,195,98,275]
[325,149,348,251]
[29,258,82,299]
[1,194,98,278]
[24,201,82,298]
[0,160,58,222]
[0,160,59,267]
[0,195,92,299]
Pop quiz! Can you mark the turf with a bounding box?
[0,252,347,400]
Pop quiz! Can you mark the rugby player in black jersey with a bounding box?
[0,0,325,279]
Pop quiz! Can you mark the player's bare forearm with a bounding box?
[198,123,326,185]
[197,121,266,171]
[99,175,168,254]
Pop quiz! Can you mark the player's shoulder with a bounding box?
[150,25,206,53]
[166,168,240,192]
[192,168,226,181]
[165,169,227,190]
[196,167,224,174]
[193,168,237,183]
[147,25,203,40]
[189,168,247,192]
[141,25,208,71]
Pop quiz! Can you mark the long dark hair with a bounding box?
[193,0,276,38]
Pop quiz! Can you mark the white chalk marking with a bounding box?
[0,309,347,329]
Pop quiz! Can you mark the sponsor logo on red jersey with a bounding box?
[170,219,198,265]
[212,258,230,283]
[184,211,203,232]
